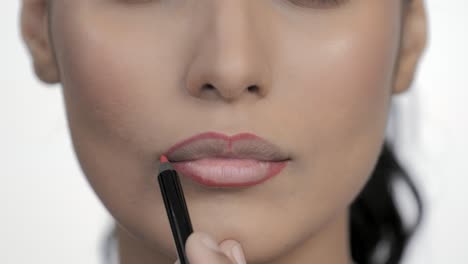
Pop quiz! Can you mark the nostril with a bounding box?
[247,85,259,93]
[197,83,262,99]
[202,83,215,91]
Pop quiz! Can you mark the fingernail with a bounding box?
[200,234,220,251]
[231,244,246,264]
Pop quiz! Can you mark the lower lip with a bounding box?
[171,158,288,188]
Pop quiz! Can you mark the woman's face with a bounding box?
[45,0,406,262]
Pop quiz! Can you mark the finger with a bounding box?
[219,240,246,264]
[185,232,239,264]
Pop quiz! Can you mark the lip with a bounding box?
[163,132,290,187]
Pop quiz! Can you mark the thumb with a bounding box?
[177,232,246,264]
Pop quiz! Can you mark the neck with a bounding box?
[117,210,352,264]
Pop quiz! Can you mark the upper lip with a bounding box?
[164,132,290,162]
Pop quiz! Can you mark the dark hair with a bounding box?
[350,141,423,264]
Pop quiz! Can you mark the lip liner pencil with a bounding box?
[158,155,194,264]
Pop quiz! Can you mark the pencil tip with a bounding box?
[160,155,169,163]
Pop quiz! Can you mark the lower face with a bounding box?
[50,0,401,262]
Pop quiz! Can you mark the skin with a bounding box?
[21,0,427,263]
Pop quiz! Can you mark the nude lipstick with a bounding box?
[164,132,290,188]
[158,155,193,264]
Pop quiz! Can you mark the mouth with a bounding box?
[162,131,290,188]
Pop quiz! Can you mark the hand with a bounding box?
[174,232,246,264]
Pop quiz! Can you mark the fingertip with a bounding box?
[219,239,240,255]
[231,243,246,264]
[220,240,246,264]
[186,231,221,252]
[186,232,241,263]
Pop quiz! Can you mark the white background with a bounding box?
[1,1,467,263]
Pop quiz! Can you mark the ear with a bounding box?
[21,0,60,84]
[393,0,428,94]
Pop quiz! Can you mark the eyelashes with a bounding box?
[288,0,349,8]
[120,0,349,9]
[119,0,153,3]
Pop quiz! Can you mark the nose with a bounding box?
[185,2,271,103]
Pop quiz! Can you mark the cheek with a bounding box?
[51,8,189,256]
[275,4,399,137]
[56,18,156,147]
[268,0,401,232]
[53,8,200,166]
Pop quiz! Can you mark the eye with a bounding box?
[288,0,348,8]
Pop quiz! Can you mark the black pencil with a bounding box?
[158,155,193,264]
